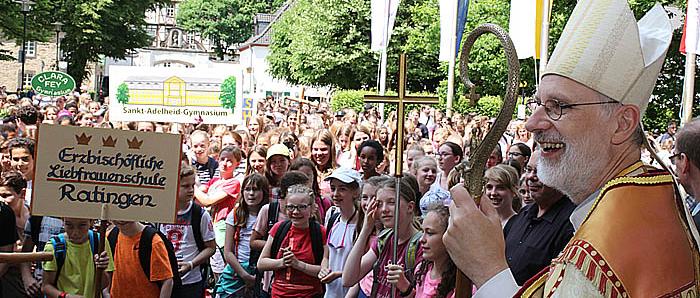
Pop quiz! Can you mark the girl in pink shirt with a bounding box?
[387,203,456,298]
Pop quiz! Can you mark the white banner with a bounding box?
[439,0,456,61]
[509,0,537,59]
[686,0,700,54]
[109,66,243,125]
[371,0,401,52]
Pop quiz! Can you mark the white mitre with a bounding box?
[543,0,673,114]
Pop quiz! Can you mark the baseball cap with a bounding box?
[324,167,362,185]
[266,144,290,159]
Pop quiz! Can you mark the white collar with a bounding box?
[570,191,598,231]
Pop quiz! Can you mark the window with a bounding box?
[186,34,198,50]
[24,41,36,58]
[161,62,172,67]
[165,5,176,17]
[146,25,157,38]
[20,71,34,88]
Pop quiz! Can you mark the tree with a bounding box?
[177,0,284,59]
[0,0,166,82]
[268,0,695,130]
[116,83,130,104]
[268,0,443,91]
[219,76,237,111]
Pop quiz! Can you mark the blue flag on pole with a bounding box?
[455,0,470,57]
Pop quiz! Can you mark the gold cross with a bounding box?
[285,88,319,129]
[364,53,439,176]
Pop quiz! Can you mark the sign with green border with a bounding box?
[31,71,76,97]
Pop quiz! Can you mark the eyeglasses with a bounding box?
[508,152,524,157]
[669,152,683,165]
[286,204,310,212]
[526,98,620,121]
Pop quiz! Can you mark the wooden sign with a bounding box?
[31,125,183,223]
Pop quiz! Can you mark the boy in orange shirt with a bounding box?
[109,220,173,298]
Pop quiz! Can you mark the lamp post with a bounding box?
[14,0,35,90]
[52,22,63,71]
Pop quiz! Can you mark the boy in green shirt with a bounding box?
[42,218,113,298]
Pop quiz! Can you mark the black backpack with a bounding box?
[267,200,281,236]
[189,203,206,251]
[269,219,324,267]
[107,225,182,288]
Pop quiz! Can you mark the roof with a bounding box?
[237,1,293,51]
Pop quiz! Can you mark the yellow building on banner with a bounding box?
[125,76,222,107]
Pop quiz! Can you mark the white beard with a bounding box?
[536,132,610,204]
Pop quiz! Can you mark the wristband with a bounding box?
[187,261,194,269]
[399,283,414,297]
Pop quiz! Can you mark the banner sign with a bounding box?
[108,66,243,125]
[31,71,76,97]
[31,125,182,223]
[241,97,256,125]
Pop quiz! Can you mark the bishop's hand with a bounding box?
[443,183,509,288]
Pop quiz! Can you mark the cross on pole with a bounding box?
[364,53,438,298]
[285,88,319,132]
[365,53,439,175]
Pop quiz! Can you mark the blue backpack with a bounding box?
[49,230,99,284]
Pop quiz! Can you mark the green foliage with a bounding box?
[330,90,372,112]
[271,0,693,130]
[177,0,283,59]
[219,76,237,110]
[116,83,130,104]
[268,0,443,91]
[0,0,166,82]
[642,21,700,132]
[0,47,13,61]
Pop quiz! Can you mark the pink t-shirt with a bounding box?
[359,235,378,295]
[370,231,423,298]
[204,177,240,222]
[414,263,456,298]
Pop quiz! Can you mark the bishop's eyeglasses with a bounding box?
[526,97,620,121]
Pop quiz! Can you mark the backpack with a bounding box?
[107,225,182,288]
[370,229,423,298]
[325,207,341,239]
[189,203,206,251]
[50,230,99,284]
[269,219,324,268]
[266,200,281,236]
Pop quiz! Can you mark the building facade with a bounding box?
[0,39,61,92]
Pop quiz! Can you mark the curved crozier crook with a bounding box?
[453,23,520,298]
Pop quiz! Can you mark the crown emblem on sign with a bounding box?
[102,136,117,147]
[75,133,92,145]
[127,137,143,149]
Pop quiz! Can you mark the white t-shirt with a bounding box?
[324,208,357,298]
[224,211,257,264]
[159,202,216,285]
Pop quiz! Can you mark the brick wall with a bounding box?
[0,38,98,93]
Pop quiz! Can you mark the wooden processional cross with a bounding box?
[285,88,319,131]
[364,53,438,298]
